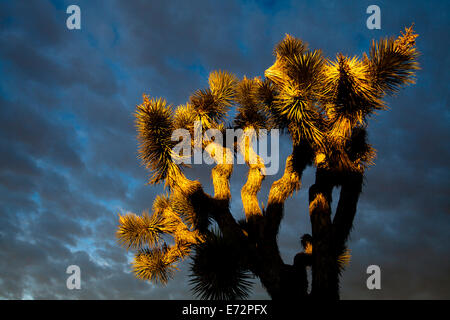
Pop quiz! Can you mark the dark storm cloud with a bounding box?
[0,0,448,300]
[0,99,83,171]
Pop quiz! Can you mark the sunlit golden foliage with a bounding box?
[267,35,324,100]
[324,55,383,114]
[266,34,308,86]
[266,36,305,88]
[117,211,176,249]
[366,25,419,95]
[318,126,376,173]
[234,77,269,131]
[283,50,326,94]
[190,70,238,128]
[117,192,204,284]
[135,96,179,184]
[257,78,277,104]
[173,103,196,132]
[265,35,327,149]
[133,246,178,284]
[322,54,384,146]
[278,84,325,149]
[169,191,197,229]
[208,70,238,107]
[275,34,307,57]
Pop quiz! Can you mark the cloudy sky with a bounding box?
[0,0,449,300]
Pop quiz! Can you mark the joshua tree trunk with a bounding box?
[309,169,339,299]
[247,234,308,300]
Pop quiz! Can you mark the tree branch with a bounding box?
[204,141,245,238]
[204,141,234,201]
[239,129,265,219]
[264,141,313,237]
[332,171,364,251]
[263,155,300,237]
[309,168,339,299]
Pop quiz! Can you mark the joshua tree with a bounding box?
[117,26,419,300]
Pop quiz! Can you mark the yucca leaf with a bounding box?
[173,103,197,131]
[274,34,308,59]
[323,55,384,123]
[170,191,197,230]
[284,49,325,94]
[132,245,177,284]
[319,126,375,173]
[234,77,269,131]
[367,25,419,95]
[274,80,325,148]
[135,95,178,184]
[208,70,238,108]
[190,71,237,128]
[116,210,177,250]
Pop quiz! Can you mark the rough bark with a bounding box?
[333,171,364,250]
[309,169,339,300]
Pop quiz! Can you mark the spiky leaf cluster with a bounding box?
[189,230,253,300]
[265,35,326,148]
[274,34,308,59]
[209,70,238,108]
[283,50,326,94]
[318,126,375,173]
[117,193,202,285]
[133,245,178,284]
[190,71,238,128]
[234,77,269,131]
[117,211,176,249]
[345,127,376,169]
[367,25,419,95]
[169,191,197,229]
[119,27,419,298]
[322,55,384,146]
[276,80,325,148]
[173,103,197,132]
[136,96,178,184]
